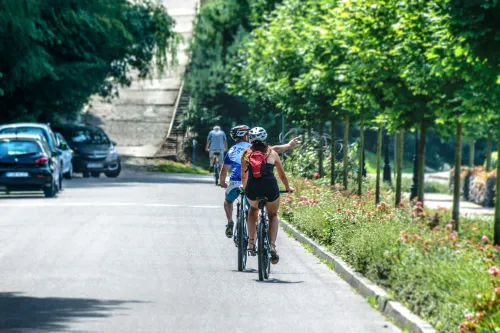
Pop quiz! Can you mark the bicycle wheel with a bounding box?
[214,163,219,186]
[263,227,271,279]
[257,221,266,281]
[237,211,248,271]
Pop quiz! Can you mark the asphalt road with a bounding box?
[0,170,399,333]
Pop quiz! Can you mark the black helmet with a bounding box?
[230,125,250,140]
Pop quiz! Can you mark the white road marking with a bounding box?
[0,202,219,208]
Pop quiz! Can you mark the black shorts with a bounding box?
[245,177,280,203]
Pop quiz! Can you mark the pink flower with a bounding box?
[494,287,500,294]
[413,235,422,241]
[446,224,453,231]
[465,313,474,321]
[416,201,423,208]
[313,172,321,179]
[489,266,500,277]
[450,219,456,224]
[482,236,489,242]
[299,196,308,201]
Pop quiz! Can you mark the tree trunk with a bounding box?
[343,113,350,190]
[486,131,493,172]
[417,119,427,204]
[452,122,463,231]
[318,123,324,178]
[494,132,500,244]
[357,117,364,196]
[469,140,475,169]
[376,126,383,204]
[395,131,404,207]
[331,119,336,185]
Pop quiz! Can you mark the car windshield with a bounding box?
[0,127,45,137]
[0,141,41,157]
[69,128,109,145]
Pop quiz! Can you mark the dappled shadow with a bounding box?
[0,292,143,332]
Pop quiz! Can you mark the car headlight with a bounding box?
[106,148,118,161]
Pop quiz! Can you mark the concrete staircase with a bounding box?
[84,0,198,158]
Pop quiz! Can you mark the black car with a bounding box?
[53,124,121,178]
[0,134,62,197]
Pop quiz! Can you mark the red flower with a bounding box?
[313,172,321,179]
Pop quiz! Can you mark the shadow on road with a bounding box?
[255,278,304,284]
[0,292,142,332]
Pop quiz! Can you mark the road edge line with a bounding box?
[280,219,436,333]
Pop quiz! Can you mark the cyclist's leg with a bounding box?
[224,184,240,237]
[266,198,280,248]
[246,199,259,250]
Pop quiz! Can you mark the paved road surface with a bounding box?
[0,171,399,333]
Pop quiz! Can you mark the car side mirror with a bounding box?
[112,141,117,146]
[59,143,68,150]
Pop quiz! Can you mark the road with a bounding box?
[0,170,399,333]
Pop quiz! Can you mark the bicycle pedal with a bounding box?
[247,249,257,257]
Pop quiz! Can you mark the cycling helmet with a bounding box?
[248,127,268,143]
[230,125,250,140]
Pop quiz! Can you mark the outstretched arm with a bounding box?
[273,137,299,154]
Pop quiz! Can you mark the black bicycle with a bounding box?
[234,188,249,271]
[212,152,221,186]
[255,190,289,281]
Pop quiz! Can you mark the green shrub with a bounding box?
[155,161,209,174]
[282,178,499,332]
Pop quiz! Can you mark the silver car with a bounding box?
[55,133,74,179]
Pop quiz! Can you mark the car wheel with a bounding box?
[105,164,121,178]
[64,163,73,180]
[91,172,100,178]
[43,180,57,198]
[83,172,90,178]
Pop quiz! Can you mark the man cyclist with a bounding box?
[205,125,228,171]
[220,125,298,237]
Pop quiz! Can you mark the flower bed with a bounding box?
[282,178,499,332]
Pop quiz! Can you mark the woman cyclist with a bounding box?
[240,127,293,264]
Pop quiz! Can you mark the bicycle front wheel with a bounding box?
[237,212,247,271]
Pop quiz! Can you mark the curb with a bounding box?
[280,220,436,333]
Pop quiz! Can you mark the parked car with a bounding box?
[0,123,64,189]
[52,124,121,178]
[55,133,74,179]
[0,134,62,197]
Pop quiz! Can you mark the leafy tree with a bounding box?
[0,0,178,123]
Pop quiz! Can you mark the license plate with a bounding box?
[5,172,29,178]
[87,163,103,169]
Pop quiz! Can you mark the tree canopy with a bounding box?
[0,0,178,123]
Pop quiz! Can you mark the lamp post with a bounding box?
[410,132,419,201]
[383,130,392,185]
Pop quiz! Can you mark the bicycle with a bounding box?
[212,152,221,186]
[255,190,289,281]
[234,187,249,271]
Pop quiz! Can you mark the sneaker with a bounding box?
[225,220,234,238]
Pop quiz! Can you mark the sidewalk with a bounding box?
[420,193,494,216]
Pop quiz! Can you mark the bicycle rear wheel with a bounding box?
[257,222,269,281]
[214,163,219,186]
[237,212,247,271]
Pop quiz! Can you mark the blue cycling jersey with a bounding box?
[223,141,251,181]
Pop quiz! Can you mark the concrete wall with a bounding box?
[85,0,198,157]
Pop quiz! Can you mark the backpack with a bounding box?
[248,149,270,179]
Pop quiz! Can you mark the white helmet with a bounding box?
[249,127,267,143]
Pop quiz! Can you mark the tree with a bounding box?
[0,0,178,123]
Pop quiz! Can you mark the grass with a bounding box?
[155,161,210,175]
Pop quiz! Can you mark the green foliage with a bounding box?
[487,152,499,170]
[0,0,178,123]
[283,179,499,332]
[155,161,210,175]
